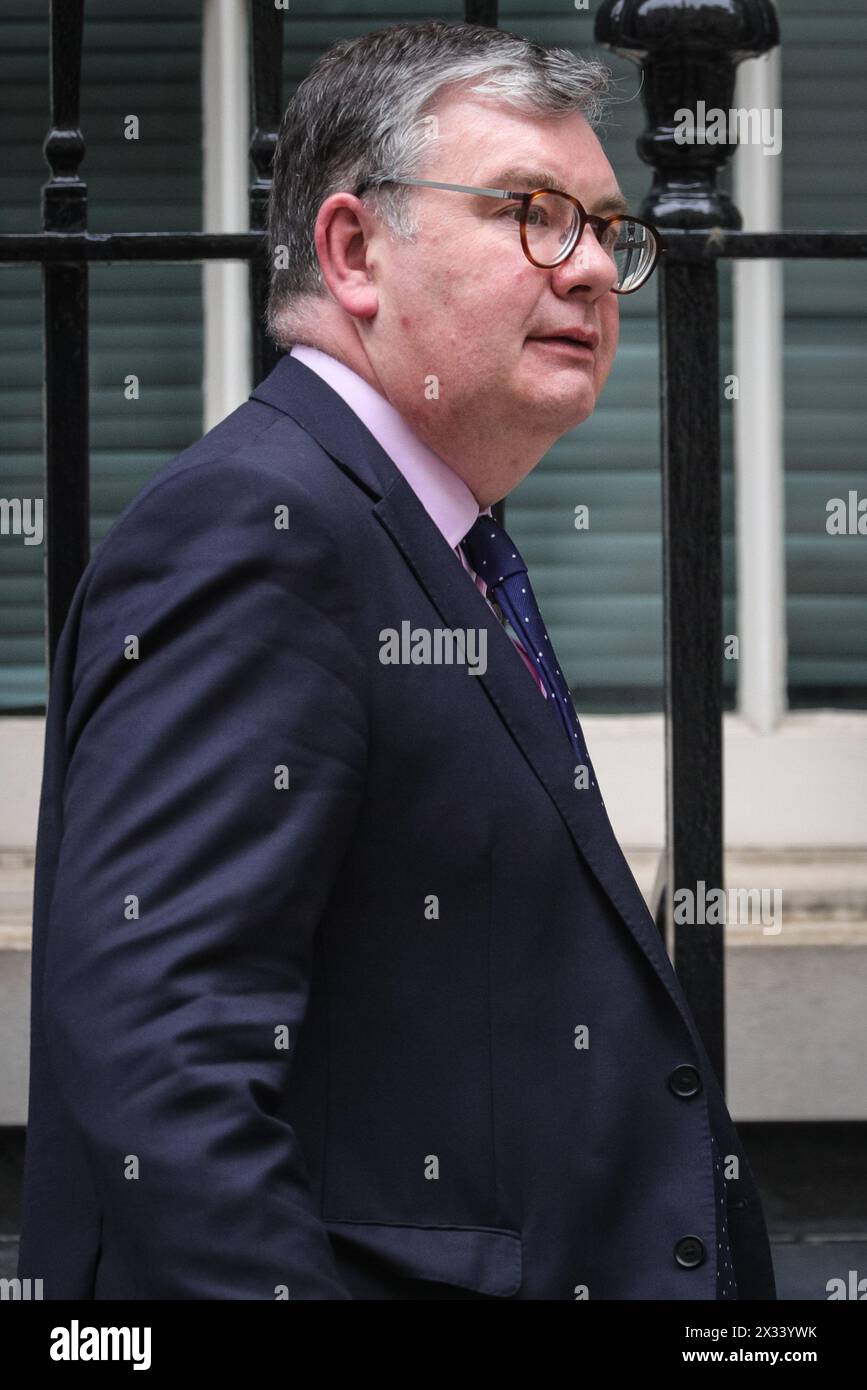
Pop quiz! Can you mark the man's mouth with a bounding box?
[527,326,600,356]
[528,335,596,358]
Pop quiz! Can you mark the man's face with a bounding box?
[356,92,623,486]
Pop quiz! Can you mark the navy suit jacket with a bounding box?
[18,352,776,1300]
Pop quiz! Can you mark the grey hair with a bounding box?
[265,20,613,349]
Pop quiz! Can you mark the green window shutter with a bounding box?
[0,0,203,711]
[782,0,867,707]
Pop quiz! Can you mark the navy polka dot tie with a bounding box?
[461,515,601,794]
[710,1131,738,1298]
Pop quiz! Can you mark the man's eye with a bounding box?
[501,205,549,227]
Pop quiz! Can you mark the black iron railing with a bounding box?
[593,0,865,1090]
[1,0,865,1091]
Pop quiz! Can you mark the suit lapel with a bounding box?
[250,354,695,1029]
[373,474,689,1003]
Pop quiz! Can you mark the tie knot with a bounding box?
[461,514,528,589]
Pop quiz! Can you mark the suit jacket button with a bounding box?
[668,1063,702,1098]
[674,1235,707,1268]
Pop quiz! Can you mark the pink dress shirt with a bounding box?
[289,344,547,698]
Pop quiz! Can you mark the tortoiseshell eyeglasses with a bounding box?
[354,176,661,294]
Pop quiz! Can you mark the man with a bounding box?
[18,21,776,1299]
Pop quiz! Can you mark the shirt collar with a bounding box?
[289,344,490,547]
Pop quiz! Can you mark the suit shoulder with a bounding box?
[89,399,352,578]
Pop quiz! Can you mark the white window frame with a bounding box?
[202,0,252,429]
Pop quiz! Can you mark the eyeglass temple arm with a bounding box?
[361,178,647,227]
[359,177,515,200]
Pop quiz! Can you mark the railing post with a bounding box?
[463,1,499,27]
[463,4,501,519]
[41,0,88,673]
[595,0,779,1091]
[249,0,283,383]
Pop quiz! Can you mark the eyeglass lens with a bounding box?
[523,192,655,291]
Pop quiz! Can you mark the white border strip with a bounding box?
[202,0,252,430]
[733,48,786,732]
[4,713,865,850]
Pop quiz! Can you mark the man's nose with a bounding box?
[552,223,619,296]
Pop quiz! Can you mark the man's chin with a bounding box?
[521,381,597,427]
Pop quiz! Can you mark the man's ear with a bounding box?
[313,193,379,320]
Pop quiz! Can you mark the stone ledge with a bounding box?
[2,846,866,1123]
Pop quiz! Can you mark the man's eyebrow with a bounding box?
[592,190,630,217]
[481,167,629,216]
[482,166,571,195]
